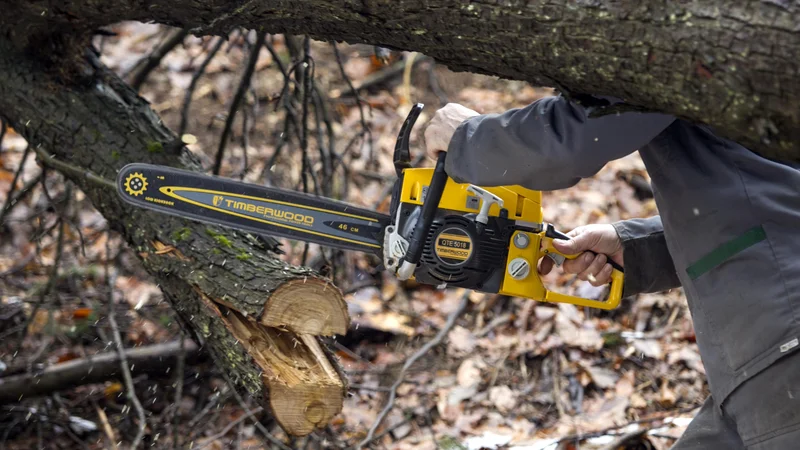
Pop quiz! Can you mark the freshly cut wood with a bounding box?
[220,304,345,436]
[261,278,350,336]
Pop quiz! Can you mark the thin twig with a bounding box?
[194,407,264,450]
[33,146,115,190]
[298,36,319,196]
[261,37,303,185]
[331,43,372,165]
[179,37,226,137]
[213,32,266,175]
[12,194,68,358]
[0,144,32,225]
[95,406,119,450]
[129,28,190,91]
[106,238,147,449]
[171,331,187,449]
[0,117,7,151]
[357,291,471,448]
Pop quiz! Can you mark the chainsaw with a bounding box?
[116,104,624,310]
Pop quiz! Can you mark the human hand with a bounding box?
[538,224,624,286]
[422,103,480,160]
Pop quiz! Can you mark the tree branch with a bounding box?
[213,32,266,175]
[11,0,796,160]
[0,340,202,404]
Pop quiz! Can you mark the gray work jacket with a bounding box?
[445,95,800,410]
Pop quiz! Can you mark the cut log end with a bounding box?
[261,278,350,336]
[268,381,343,436]
[223,307,345,436]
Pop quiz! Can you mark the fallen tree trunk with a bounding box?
[0,340,202,404]
[5,0,799,161]
[0,38,349,436]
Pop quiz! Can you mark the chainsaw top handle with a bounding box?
[393,103,425,176]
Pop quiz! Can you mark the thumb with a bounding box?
[552,231,595,255]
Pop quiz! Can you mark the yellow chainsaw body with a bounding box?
[397,167,623,310]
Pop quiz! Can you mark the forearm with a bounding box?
[612,216,681,297]
[445,95,675,190]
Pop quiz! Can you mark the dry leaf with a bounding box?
[555,310,603,351]
[581,364,619,390]
[633,339,663,360]
[615,370,635,397]
[456,357,485,388]
[631,393,648,409]
[447,326,476,357]
[667,346,705,374]
[660,380,677,407]
[488,386,517,412]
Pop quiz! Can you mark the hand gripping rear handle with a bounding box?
[540,225,625,310]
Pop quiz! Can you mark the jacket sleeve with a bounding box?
[445,95,676,190]
[612,216,681,297]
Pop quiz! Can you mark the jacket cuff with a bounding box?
[612,216,680,297]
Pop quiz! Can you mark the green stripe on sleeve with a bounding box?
[686,225,766,280]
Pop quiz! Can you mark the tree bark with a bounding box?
[0,38,349,437]
[4,0,799,161]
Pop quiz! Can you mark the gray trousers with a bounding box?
[672,352,800,449]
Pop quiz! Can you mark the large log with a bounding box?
[0,38,348,437]
[4,1,799,161]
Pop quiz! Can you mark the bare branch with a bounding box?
[179,36,226,137]
[129,27,190,91]
[0,171,41,232]
[32,146,115,190]
[0,340,200,404]
[105,239,147,449]
[11,189,69,359]
[212,31,266,175]
[0,144,31,226]
[331,43,372,167]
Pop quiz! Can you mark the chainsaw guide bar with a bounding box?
[117,163,391,255]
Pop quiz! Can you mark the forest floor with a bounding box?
[0,23,706,450]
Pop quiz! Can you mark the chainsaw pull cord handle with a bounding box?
[396,152,449,280]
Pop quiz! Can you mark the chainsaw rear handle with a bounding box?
[540,232,625,310]
[544,266,624,310]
